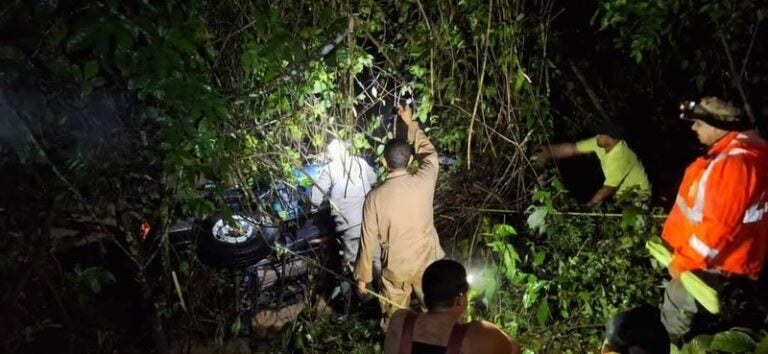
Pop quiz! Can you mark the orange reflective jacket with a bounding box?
[663,131,768,278]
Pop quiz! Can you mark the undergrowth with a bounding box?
[274,179,767,353]
[265,179,667,353]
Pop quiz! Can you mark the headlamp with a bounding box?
[679,100,701,120]
[678,99,747,131]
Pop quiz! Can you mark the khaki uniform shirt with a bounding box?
[355,121,445,283]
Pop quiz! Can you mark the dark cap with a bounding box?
[679,97,748,131]
[595,121,626,140]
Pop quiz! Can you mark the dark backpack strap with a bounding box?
[399,311,418,354]
[446,323,469,354]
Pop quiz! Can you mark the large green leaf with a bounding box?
[709,330,756,353]
[492,223,517,238]
[682,334,714,353]
[514,69,527,93]
[755,334,768,354]
[527,207,548,234]
[502,245,520,280]
[535,298,550,326]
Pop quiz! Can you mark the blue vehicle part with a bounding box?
[295,163,325,186]
[270,163,326,221]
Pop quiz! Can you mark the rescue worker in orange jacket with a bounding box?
[661,96,768,342]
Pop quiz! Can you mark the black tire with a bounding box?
[197,214,279,268]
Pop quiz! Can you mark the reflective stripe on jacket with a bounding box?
[662,130,768,278]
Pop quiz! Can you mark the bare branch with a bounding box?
[718,31,756,124]
[568,59,610,122]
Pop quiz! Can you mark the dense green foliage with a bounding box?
[594,0,766,123]
[2,0,767,353]
[460,183,666,352]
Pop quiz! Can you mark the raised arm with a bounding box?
[399,105,438,183]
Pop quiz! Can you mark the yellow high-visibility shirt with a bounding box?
[576,137,651,197]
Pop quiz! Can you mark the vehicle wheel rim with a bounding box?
[211,215,257,244]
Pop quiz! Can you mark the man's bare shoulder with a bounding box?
[465,319,505,335]
[464,320,521,354]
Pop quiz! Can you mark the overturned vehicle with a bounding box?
[170,164,336,309]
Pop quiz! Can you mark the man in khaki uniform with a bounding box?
[354,104,445,329]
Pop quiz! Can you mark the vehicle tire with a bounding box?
[197,213,279,268]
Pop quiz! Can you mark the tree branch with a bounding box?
[466,0,493,170]
[718,31,756,124]
[568,59,610,122]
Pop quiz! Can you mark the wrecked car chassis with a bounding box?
[170,164,335,312]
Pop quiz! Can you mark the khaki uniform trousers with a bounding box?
[379,274,424,331]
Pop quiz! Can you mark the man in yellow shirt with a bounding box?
[532,122,651,206]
